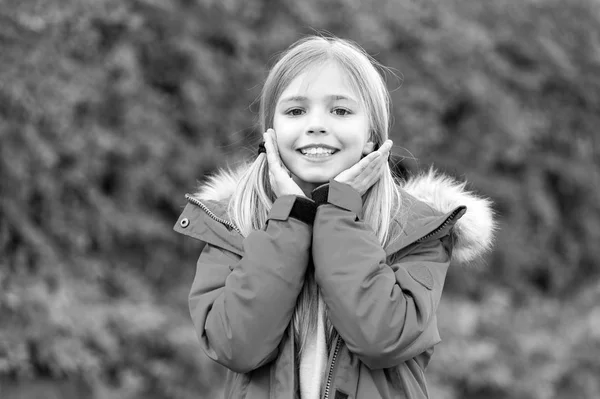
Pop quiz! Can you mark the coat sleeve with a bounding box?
[312,181,455,370]
[187,195,315,373]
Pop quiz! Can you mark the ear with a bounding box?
[362,141,375,155]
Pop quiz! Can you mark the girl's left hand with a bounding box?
[333,140,393,196]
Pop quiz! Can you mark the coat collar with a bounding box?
[178,163,496,264]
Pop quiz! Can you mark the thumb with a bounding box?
[334,167,351,182]
[281,163,292,177]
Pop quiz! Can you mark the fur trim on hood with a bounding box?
[193,162,496,264]
[402,168,496,264]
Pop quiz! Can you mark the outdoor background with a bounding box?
[1,0,600,398]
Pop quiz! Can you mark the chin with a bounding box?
[299,173,332,184]
[294,172,334,186]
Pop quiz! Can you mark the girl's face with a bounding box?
[273,62,374,194]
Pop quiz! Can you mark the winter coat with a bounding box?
[173,167,495,399]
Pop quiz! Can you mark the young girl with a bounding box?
[174,36,495,399]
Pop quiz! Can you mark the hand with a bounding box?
[333,140,393,196]
[264,129,306,199]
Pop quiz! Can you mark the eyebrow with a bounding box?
[278,94,357,104]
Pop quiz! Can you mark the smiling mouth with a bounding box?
[296,149,339,157]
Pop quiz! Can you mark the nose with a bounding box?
[307,125,327,134]
[306,111,328,134]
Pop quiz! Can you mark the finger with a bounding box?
[358,162,381,187]
[264,131,287,180]
[359,152,388,183]
[377,140,393,156]
[266,130,282,164]
[269,129,280,155]
[373,156,389,180]
[344,151,380,180]
[269,129,292,177]
[365,142,391,174]
[363,151,383,172]
[264,132,279,169]
[266,129,281,162]
[282,164,292,177]
[361,150,382,168]
[268,170,276,190]
[358,161,386,193]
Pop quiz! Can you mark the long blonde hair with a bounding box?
[224,35,405,355]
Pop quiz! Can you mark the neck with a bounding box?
[292,175,322,198]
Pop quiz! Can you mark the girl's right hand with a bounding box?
[264,129,306,199]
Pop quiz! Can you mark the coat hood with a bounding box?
[191,162,496,264]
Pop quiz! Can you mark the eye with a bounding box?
[332,108,351,116]
[286,108,305,116]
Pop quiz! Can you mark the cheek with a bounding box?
[273,112,296,132]
[272,114,291,142]
[272,116,289,141]
[342,134,368,155]
[273,119,299,155]
[272,114,282,131]
[340,149,362,169]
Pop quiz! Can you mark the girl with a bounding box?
[174,36,495,399]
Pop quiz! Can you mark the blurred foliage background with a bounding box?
[1,0,600,398]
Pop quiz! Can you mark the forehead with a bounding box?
[279,61,358,100]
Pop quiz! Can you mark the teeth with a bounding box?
[300,147,335,155]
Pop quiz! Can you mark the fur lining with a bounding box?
[402,168,497,264]
[192,163,496,264]
[193,162,250,202]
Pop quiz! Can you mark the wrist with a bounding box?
[290,196,317,225]
[310,180,363,218]
[269,195,317,225]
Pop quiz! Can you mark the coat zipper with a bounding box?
[323,334,342,399]
[185,194,242,235]
[323,210,463,399]
[416,206,464,243]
